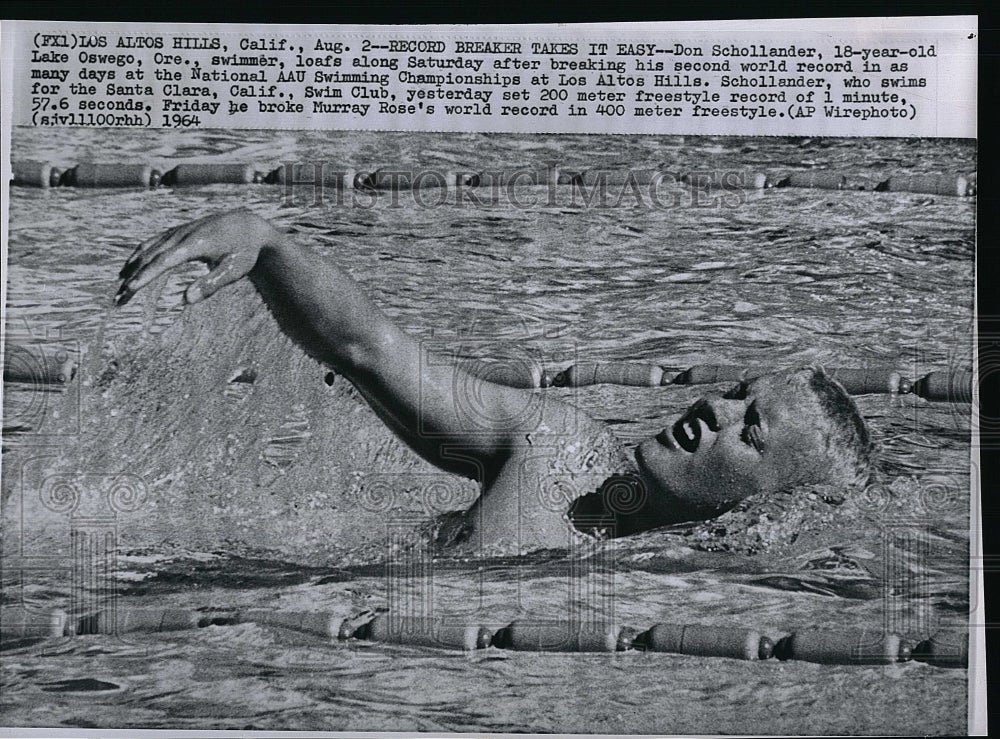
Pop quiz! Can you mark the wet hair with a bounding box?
[806,367,875,486]
[723,367,875,487]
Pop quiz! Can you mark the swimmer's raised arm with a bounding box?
[117,209,566,481]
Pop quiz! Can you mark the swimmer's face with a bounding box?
[635,370,839,515]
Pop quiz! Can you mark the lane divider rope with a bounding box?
[9,161,977,197]
[0,605,968,667]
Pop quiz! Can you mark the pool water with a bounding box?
[1,129,976,734]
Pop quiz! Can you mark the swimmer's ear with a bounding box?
[183,252,256,305]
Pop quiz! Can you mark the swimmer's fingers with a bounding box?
[119,221,190,280]
[183,251,258,305]
[116,209,271,306]
[116,213,247,304]
[115,242,203,306]
[118,210,237,281]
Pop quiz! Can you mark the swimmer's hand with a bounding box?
[115,209,283,307]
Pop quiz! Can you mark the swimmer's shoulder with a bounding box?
[444,406,634,553]
[519,401,635,480]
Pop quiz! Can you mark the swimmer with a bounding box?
[116,209,874,551]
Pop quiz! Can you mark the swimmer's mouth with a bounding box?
[655,416,700,453]
[674,417,701,452]
[657,402,718,453]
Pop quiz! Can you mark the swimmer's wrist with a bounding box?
[257,231,298,260]
[253,235,318,283]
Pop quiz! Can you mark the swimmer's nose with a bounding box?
[699,396,747,429]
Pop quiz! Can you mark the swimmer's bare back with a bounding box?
[117,209,632,551]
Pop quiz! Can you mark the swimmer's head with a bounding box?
[635,367,874,518]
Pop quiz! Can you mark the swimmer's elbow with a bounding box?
[340,326,412,379]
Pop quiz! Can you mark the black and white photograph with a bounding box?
[0,17,982,737]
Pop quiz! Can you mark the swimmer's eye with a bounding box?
[724,381,750,400]
[741,402,765,453]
